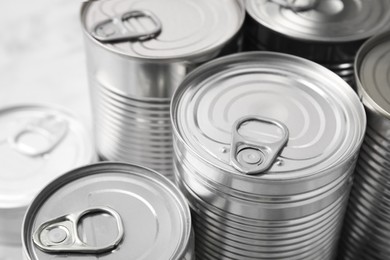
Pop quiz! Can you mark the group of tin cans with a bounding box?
[2,0,390,260]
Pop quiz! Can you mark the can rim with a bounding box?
[355,30,390,120]
[80,0,245,63]
[22,161,192,260]
[171,51,366,181]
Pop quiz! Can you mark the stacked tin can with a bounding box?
[0,105,95,250]
[171,52,366,260]
[338,31,390,260]
[22,162,194,260]
[80,0,245,179]
[243,0,390,87]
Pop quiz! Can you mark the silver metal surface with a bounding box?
[81,0,245,178]
[244,0,390,87]
[171,52,366,259]
[338,31,390,260]
[0,104,96,246]
[22,162,194,260]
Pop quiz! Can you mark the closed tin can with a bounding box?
[338,31,390,260]
[171,52,366,259]
[80,0,245,179]
[244,0,390,87]
[0,104,95,246]
[22,162,194,260]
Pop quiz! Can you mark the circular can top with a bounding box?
[246,0,390,42]
[0,105,95,209]
[171,52,366,180]
[355,31,390,119]
[81,0,244,60]
[23,162,192,260]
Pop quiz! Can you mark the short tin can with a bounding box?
[22,162,194,260]
[80,0,245,179]
[243,0,390,87]
[0,104,96,246]
[338,31,390,260]
[171,52,366,260]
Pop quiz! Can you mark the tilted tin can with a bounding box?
[243,0,390,87]
[80,0,245,179]
[171,52,366,260]
[338,31,390,260]
[22,162,194,260]
[0,104,95,246]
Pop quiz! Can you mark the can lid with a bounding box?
[81,0,244,60]
[23,162,191,259]
[246,0,390,42]
[172,52,365,179]
[355,31,390,118]
[0,105,95,209]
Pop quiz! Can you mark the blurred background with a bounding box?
[0,0,90,259]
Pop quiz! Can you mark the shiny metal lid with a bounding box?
[172,52,365,179]
[246,0,390,42]
[0,105,95,209]
[81,0,244,60]
[23,162,192,260]
[355,31,390,119]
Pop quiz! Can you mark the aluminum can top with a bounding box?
[246,0,390,42]
[171,52,366,180]
[0,104,95,210]
[81,0,244,61]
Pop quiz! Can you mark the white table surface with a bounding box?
[0,1,91,259]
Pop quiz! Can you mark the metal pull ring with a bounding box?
[230,116,289,175]
[9,114,68,157]
[33,207,124,254]
[91,10,162,43]
[269,0,319,12]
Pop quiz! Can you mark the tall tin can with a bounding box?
[243,0,390,87]
[0,104,95,246]
[22,162,194,260]
[338,31,390,260]
[171,52,366,260]
[80,0,245,179]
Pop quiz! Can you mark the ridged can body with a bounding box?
[244,0,390,87]
[80,0,245,179]
[0,104,96,246]
[171,52,366,260]
[22,162,194,260]
[338,31,390,260]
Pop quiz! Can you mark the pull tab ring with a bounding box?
[230,116,289,175]
[91,10,162,43]
[33,207,124,254]
[9,114,68,157]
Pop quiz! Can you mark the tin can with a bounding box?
[338,31,390,260]
[171,52,366,259]
[243,0,390,87]
[80,0,245,179]
[22,162,194,260]
[0,104,96,246]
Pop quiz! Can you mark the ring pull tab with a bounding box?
[33,207,124,254]
[230,116,289,175]
[269,0,319,12]
[91,10,162,43]
[9,114,68,157]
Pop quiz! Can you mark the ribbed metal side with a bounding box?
[338,113,390,260]
[174,141,356,260]
[92,82,174,178]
